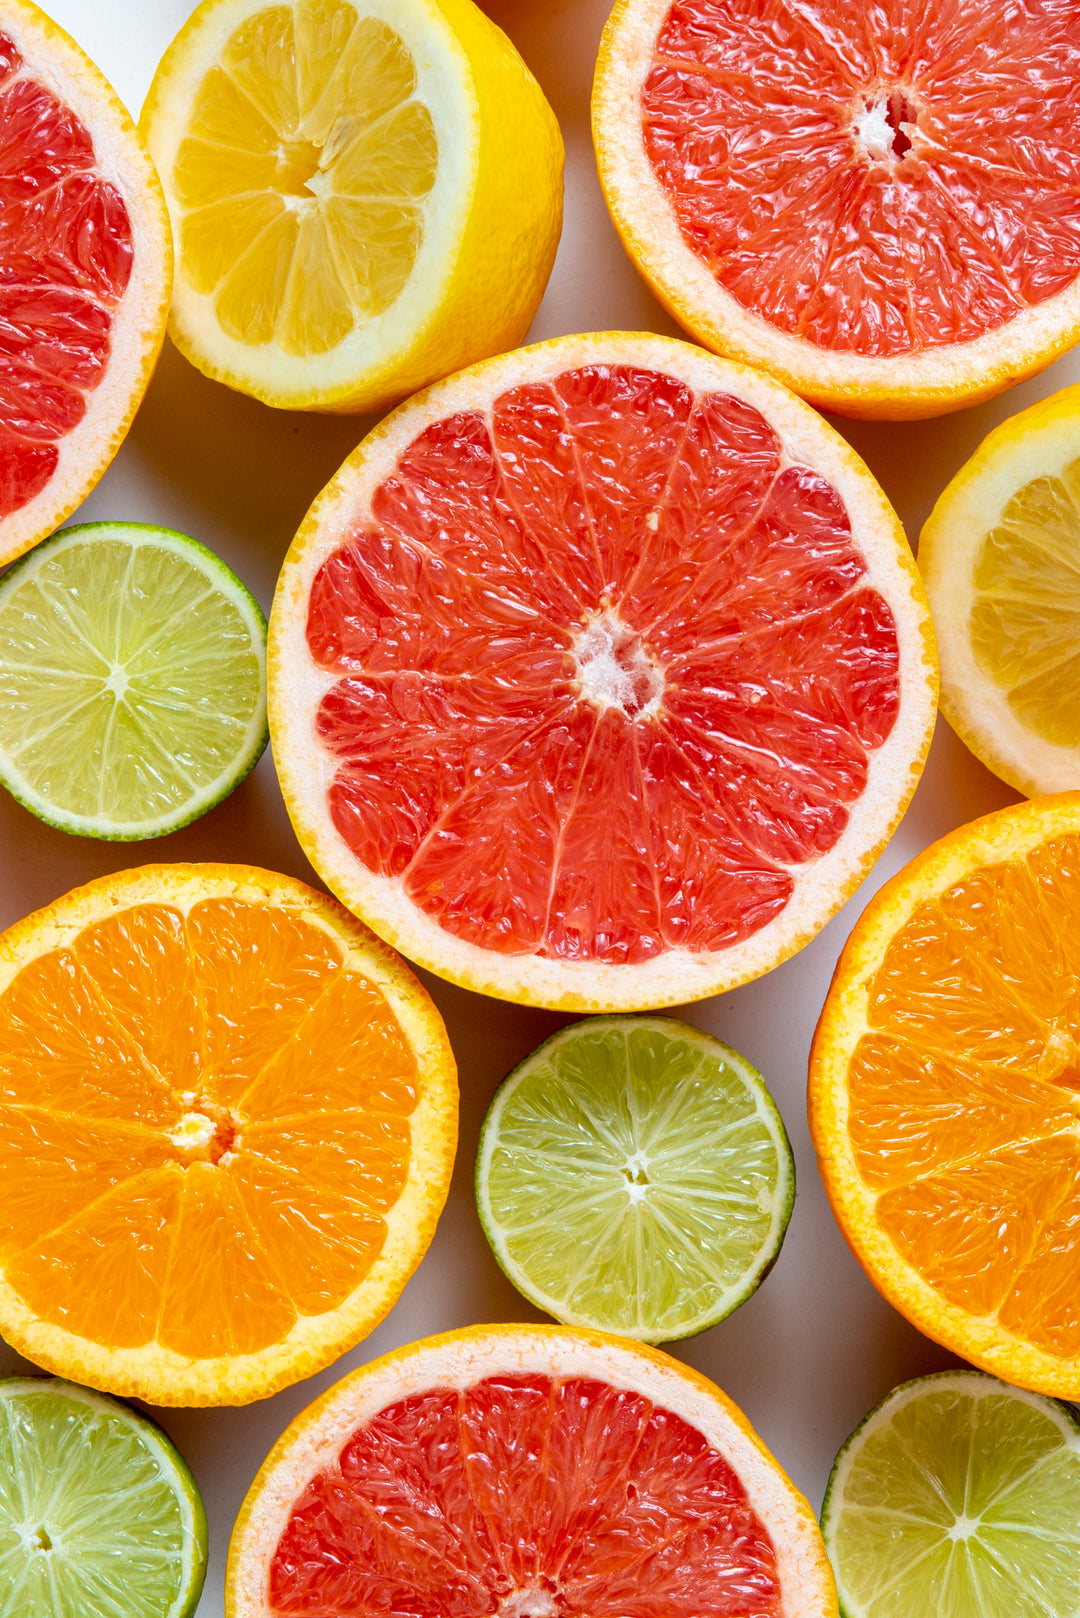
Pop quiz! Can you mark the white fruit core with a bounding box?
[499,1587,558,1617]
[854,88,919,161]
[573,611,663,718]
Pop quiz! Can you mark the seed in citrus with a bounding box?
[594,0,1080,419]
[0,0,171,566]
[269,331,936,1011]
[226,1324,838,1618]
[0,863,457,1406]
[920,382,1080,797]
[140,0,563,413]
[811,792,1080,1398]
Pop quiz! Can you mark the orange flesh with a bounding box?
[0,899,418,1358]
[849,833,1080,1355]
[0,29,134,516]
[307,363,901,964]
[269,1372,782,1615]
[642,0,1080,356]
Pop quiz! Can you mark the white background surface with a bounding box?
[3,1,1071,1610]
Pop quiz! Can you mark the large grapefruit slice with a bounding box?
[0,0,171,567]
[227,1324,838,1617]
[270,333,936,1010]
[594,0,1080,419]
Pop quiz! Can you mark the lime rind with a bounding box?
[821,1369,1080,1618]
[0,521,268,840]
[0,1376,208,1618]
[475,1014,795,1344]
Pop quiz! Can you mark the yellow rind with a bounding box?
[269,330,938,1012]
[809,793,1080,1398]
[0,863,458,1407]
[592,0,1080,422]
[919,384,1080,797]
[0,0,172,566]
[139,0,563,415]
[226,1323,838,1618]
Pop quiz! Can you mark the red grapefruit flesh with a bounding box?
[594,0,1080,418]
[271,334,936,1010]
[0,1,170,565]
[227,1327,837,1618]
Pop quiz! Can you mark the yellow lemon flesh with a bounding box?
[141,0,563,413]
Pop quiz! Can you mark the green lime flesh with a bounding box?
[0,1377,207,1618]
[475,1015,795,1343]
[0,522,268,839]
[822,1370,1080,1618]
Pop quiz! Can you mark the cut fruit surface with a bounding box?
[0,864,456,1405]
[822,1371,1080,1618]
[0,1376,208,1618]
[226,1324,837,1618]
[475,1016,794,1341]
[594,0,1080,419]
[140,0,562,412]
[270,331,936,1011]
[0,522,268,839]
[0,0,171,565]
[811,793,1080,1398]
[920,383,1080,797]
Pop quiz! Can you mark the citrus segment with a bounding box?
[0,865,456,1405]
[476,1016,794,1341]
[271,333,935,1009]
[921,385,1080,795]
[811,794,1080,1396]
[0,0,170,564]
[227,1326,837,1618]
[0,1377,208,1618]
[141,0,562,412]
[594,0,1080,417]
[822,1372,1080,1618]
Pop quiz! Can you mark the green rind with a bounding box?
[0,1375,208,1618]
[821,1369,1080,1618]
[0,521,268,840]
[475,1014,796,1344]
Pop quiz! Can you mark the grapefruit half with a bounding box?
[271,334,936,1011]
[594,0,1080,420]
[226,1324,838,1617]
[0,0,172,567]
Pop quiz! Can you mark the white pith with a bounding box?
[0,864,456,1407]
[593,0,1080,415]
[920,392,1080,796]
[227,1327,835,1618]
[0,0,171,567]
[270,331,936,1012]
[142,0,476,407]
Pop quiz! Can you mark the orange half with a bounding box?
[811,794,1080,1396]
[0,864,457,1405]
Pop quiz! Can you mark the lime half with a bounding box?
[0,1377,207,1617]
[822,1370,1080,1618]
[0,521,268,839]
[475,1015,795,1342]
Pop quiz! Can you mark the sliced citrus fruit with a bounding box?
[811,792,1080,1398]
[140,0,563,414]
[475,1016,794,1342]
[269,331,937,1011]
[920,384,1080,797]
[0,863,456,1406]
[0,0,171,566]
[822,1371,1080,1618]
[594,0,1080,420]
[0,521,268,840]
[227,1323,837,1617]
[0,1376,208,1617]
